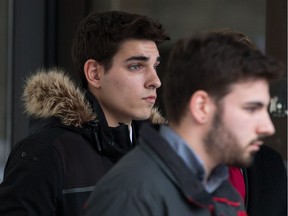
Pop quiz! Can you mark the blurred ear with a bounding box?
[188,90,212,124]
[84,59,103,88]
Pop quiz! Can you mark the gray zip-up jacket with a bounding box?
[85,124,247,216]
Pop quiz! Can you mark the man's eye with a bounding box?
[128,64,142,71]
[245,107,258,113]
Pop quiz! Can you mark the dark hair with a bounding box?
[211,28,257,48]
[71,10,170,89]
[163,32,284,124]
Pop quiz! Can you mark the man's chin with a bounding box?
[243,155,257,167]
[133,114,151,121]
[229,153,256,168]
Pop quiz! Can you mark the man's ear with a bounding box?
[84,59,103,88]
[188,90,212,124]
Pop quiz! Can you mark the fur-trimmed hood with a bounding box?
[23,68,166,127]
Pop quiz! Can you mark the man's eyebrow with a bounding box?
[244,101,265,107]
[125,56,161,62]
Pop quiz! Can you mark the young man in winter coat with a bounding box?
[84,32,284,216]
[0,11,169,215]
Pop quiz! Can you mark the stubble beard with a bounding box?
[204,107,255,168]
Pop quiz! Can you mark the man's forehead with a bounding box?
[117,39,159,54]
[223,79,271,103]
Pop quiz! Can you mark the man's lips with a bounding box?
[249,140,264,151]
[143,96,157,103]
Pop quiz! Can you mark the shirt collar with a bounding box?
[159,125,228,193]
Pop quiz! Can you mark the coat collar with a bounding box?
[139,123,213,207]
[139,123,243,208]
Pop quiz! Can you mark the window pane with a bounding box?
[0,0,9,182]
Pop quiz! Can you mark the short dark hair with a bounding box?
[163,32,284,124]
[211,28,257,48]
[71,11,170,89]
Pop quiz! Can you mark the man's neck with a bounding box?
[105,115,132,128]
[170,123,217,180]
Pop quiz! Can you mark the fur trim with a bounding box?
[150,107,167,124]
[23,68,96,127]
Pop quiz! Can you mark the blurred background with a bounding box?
[0,0,287,182]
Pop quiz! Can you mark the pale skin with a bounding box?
[84,39,161,127]
[170,79,275,182]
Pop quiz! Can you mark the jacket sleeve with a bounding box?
[84,186,162,216]
[0,139,62,216]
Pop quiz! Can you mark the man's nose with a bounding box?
[145,68,161,89]
[257,112,275,137]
